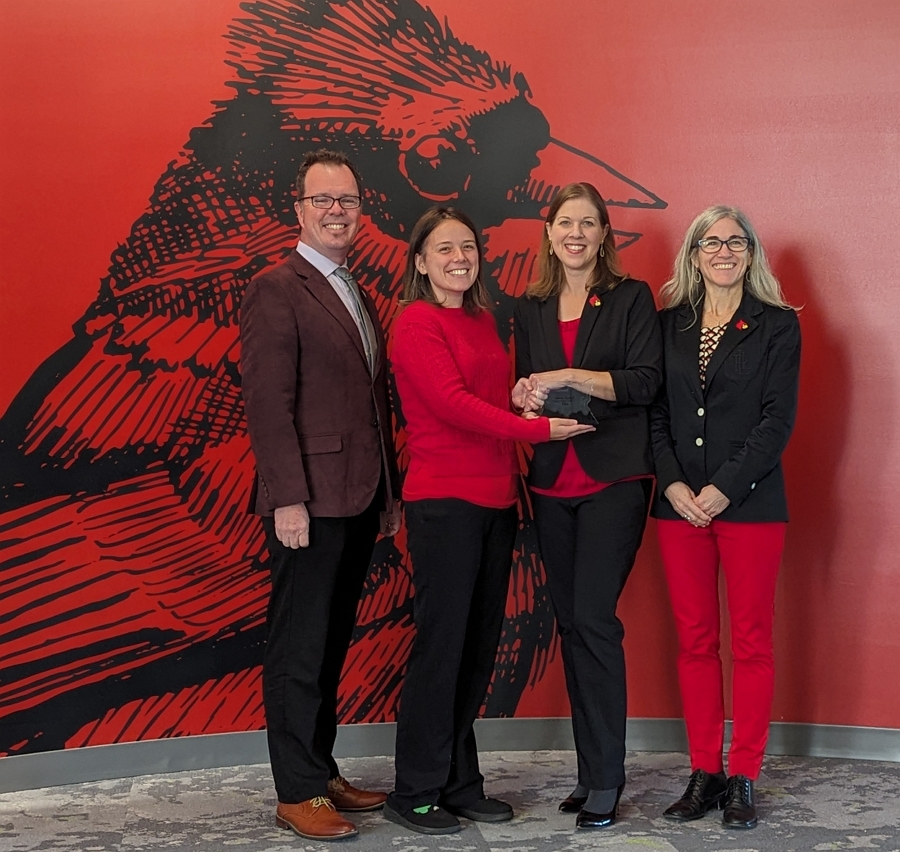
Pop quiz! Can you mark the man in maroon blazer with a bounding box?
[240,149,400,841]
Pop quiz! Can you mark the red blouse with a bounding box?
[530,317,647,499]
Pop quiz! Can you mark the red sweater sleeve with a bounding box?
[393,313,551,443]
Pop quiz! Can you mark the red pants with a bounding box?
[657,519,786,780]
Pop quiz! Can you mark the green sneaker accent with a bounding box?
[412,805,433,814]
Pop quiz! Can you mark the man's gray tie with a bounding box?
[333,266,376,374]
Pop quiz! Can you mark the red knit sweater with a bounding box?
[392,301,551,508]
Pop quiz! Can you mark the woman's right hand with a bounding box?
[512,376,548,413]
[664,481,712,527]
[548,418,596,440]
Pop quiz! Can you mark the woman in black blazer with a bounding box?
[650,206,800,830]
[513,182,662,829]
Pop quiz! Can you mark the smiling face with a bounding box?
[546,197,609,278]
[294,163,361,264]
[695,217,752,293]
[414,218,479,308]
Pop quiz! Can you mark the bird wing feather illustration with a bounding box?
[0,0,664,754]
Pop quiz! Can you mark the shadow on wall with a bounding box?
[772,243,894,728]
[616,232,887,729]
[619,222,683,720]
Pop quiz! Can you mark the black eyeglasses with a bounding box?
[695,236,752,254]
[299,195,362,209]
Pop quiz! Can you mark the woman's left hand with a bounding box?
[695,484,731,518]
[529,369,571,391]
[530,368,614,400]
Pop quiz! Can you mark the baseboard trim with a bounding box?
[1,718,897,793]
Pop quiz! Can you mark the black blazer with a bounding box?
[649,291,801,522]
[514,278,663,487]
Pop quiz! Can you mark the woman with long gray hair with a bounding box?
[650,205,801,830]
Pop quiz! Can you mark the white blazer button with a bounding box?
[697,407,705,416]
[750,482,756,490]
[695,437,704,447]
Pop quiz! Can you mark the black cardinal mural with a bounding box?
[0,0,665,754]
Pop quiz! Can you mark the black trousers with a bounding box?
[261,504,379,804]
[389,498,517,812]
[532,479,652,790]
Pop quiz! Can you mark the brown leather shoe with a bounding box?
[276,797,358,840]
[327,775,387,812]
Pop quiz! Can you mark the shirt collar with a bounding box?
[296,239,344,278]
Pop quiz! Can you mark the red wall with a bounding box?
[1,0,899,746]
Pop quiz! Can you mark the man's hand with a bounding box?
[274,502,310,548]
[380,505,402,537]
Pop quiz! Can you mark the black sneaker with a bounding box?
[444,796,514,823]
[383,801,461,835]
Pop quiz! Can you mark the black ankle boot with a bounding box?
[663,769,728,821]
[722,774,757,829]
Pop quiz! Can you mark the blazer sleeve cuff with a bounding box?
[609,369,629,406]
[654,455,687,497]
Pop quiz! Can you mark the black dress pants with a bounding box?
[261,504,379,804]
[389,498,517,812]
[532,479,651,790]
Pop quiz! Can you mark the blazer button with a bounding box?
[695,437,704,447]
[371,417,379,427]
[697,407,705,416]
[750,482,756,490]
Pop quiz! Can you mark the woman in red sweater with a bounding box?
[384,207,592,836]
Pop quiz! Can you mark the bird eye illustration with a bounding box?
[399,133,476,201]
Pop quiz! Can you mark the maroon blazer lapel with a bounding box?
[287,252,370,372]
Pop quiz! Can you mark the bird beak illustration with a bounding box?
[525,138,666,248]
[485,137,667,297]
[527,138,665,210]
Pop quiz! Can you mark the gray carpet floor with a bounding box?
[2,750,899,851]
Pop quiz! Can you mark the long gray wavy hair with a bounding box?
[659,205,794,323]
